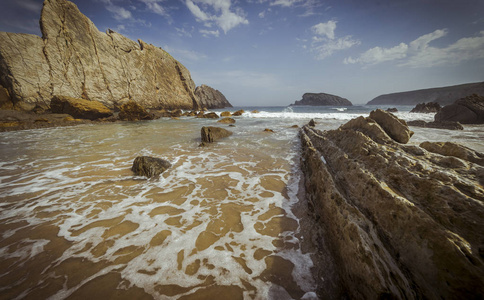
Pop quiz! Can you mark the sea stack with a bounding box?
[291,93,352,106]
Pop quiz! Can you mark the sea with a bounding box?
[0,105,483,299]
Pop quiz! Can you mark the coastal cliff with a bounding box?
[367,82,484,106]
[300,111,484,299]
[291,93,352,106]
[0,0,230,111]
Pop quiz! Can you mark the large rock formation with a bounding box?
[410,102,441,113]
[300,110,484,299]
[0,0,228,111]
[291,93,352,106]
[50,95,113,120]
[367,82,484,106]
[435,94,484,124]
[194,84,232,109]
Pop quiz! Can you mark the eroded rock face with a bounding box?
[407,120,464,130]
[410,102,441,113]
[0,0,214,111]
[435,94,484,124]
[300,117,484,299]
[50,95,113,120]
[369,109,413,143]
[118,101,154,121]
[131,156,171,178]
[194,85,232,109]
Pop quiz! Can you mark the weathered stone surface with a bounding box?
[367,82,484,105]
[410,102,441,113]
[407,120,464,130]
[300,118,484,299]
[0,0,224,111]
[386,108,398,113]
[369,109,413,143]
[220,111,232,117]
[291,93,352,106]
[200,126,232,145]
[435,94,484,124]
[194,84,232,109]
[118,101,154,121]
[420,141,484,166]
[217,117,235,124]
[50,95,113,120]
[199,112,219,119]
[0,109,88,132]
[0,85,13,109]
[131,156,171,178]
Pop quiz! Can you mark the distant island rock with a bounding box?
[0,0,231,111]
[195,85,232,109]
[291,93,353,106]
[367,82,484,106]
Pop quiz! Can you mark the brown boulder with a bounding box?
[232,110,245,116]
[221,111,232,117]
[435,94,484,124]
[50,95,113,120]
[131,156,171,178]
[200,112,219,119]
[217,117,235,124]
[200,126,232,146]
[118,101,154,121]
[369,109,413,143]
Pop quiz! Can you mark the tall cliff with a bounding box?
[368,82,484,106]
[0,0,230,111]
[291,93,353,106]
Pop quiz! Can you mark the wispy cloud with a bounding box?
[199,29,220,38]
[101,0,133,21]
[309,20,360,60]
[185,0,249,35]
[163,46,207,62]
[17,0,42,13]
[344,29,484,67]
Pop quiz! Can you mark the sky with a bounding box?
[0,0,483,106]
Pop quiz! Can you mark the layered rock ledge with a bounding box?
[300,111,484,299]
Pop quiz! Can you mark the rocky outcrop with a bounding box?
[407,120,464,130]
[50,95,113,120]
[194,85,232,109]
[435,94,484,124]
[200,126,232,146]
[420,141,484,166]
[369,109,413,143]
[291,93,352,106]
[0,0,222,111]
[410,102,441,113]
[300,112,484,299]
[367,82,484,106]
[0,85,13,109]
[118,101,154,121]
[131,156,171,178]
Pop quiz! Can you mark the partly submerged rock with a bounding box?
[386,107,398,113]
[232,110,245,116]
[118,101,154,121]
[410,102,441,113]
[407,120,464,130]
[369,109,413,143]
[199,112,219,119]
[220,111,232,117]
[131,156,171,178]
[300,117,484,299]
[263,128,274,133]
[435,94,484,124]
[217,117,235,124]
[50,95,113,120]
[200,126,232,146]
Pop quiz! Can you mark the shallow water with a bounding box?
[1,107,483,299]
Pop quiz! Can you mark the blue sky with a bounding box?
[1,0,483,106]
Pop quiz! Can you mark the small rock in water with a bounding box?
[263,128,275,133]
[308,119,316,127]
[232,109,245,116]
[200,126,232,146]
[220,111,232,117]
[131,156,171,178]
[386,108,398,113]
[217,117,235,124]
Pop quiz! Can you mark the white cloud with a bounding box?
[163,46,207,61]
[101,0,132,21]
[185,0,249,34]
[17,0,42,13]
[270,0,303,7]
[176,27,193,37]
[312,20,337,39]
[139,0,169,17]
[259,11,265,18]
[199,29,220,37]
[313,36,361,60]
[345,29,484,67]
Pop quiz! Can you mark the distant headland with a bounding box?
[290,93,353,106]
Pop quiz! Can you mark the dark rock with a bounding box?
[251,110,260,113]
[217,117,235,124]
[200,126,232,146]
[367,82,484,106]
[131,156,171,178]
[194,84,233,109]
[200,112,219,119]
[407,120,464,130]
[386,108,398,113]
[291,93,352,106]
[410,102,441,113]
[308,119,316,127]
[300,119,484,299]
[263,128,274,133]
[220,111,232,117]
[232,110,245,116]
[435,94,484,124]
[369,109,413,144]
[118,101,154,121]
[50,95,113,120]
